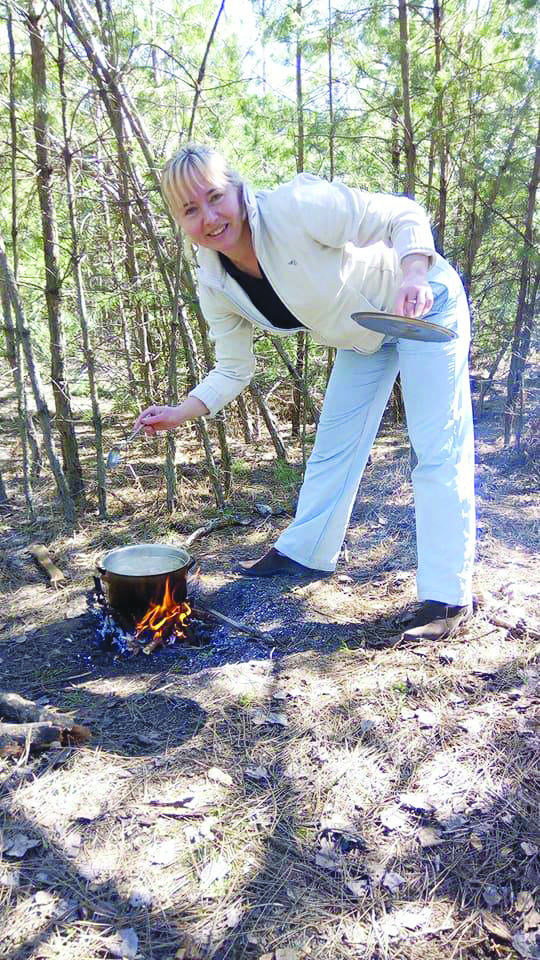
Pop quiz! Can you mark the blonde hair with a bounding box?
[161,144,243,224]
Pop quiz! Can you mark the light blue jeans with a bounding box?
[276,258,476,606]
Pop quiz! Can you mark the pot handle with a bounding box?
[96,564,110,581]
[186,557,196,572]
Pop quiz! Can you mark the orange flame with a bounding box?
[135,577,191,653]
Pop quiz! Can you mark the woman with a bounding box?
[135,145,475,642]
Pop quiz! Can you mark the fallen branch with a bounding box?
[181,515,251,547]
[192,603,270,642]
[27,543,64,584]
[0,721,90,757]
[0,690,72,724]
[485,613,540,641]
[0,691,90,758]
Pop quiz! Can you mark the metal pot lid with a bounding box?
[100,544,191,577]
[351,311,457,342]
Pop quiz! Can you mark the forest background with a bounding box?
[0,0,538,522]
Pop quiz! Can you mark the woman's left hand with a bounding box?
[394,254,434,318]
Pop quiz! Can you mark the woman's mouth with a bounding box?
[207,224,227,238]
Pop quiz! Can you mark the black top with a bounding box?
[219,253,305,330]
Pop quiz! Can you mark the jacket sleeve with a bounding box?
[296,175,436,265]
[188,285,257,417]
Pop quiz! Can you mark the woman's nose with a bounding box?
[203,204,219,225]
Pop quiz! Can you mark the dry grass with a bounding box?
[1,377,540,960]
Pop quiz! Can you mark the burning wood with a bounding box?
[135,577,191,655]
[90,566,272,656]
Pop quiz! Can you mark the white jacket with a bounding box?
[190,174,436,417]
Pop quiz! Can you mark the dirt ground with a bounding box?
[1,376,540,960]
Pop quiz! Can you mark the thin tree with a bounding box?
[397,0,416,197]
[25,0,84,503]
[504,111,540,447]
[57,15,108,517]
[0,231,76,524]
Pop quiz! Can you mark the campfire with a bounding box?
[135,578,191,654]
[90,573,201,656]
[88,543,268,657]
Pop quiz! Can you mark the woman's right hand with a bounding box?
[134,404,183,435]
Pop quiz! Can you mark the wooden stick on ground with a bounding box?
[191,603,270,642]
[181,516,252,547]
[27,544,64,585]
[0,691,90,758]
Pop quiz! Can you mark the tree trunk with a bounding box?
[53,0,225,505]
[327,0,335,181]
[398,0,416,197]
[461,98,530,298]
[390,88,401,193]
[504,113,540,446]
[249,382,288,461]
[0,470,8,506]
[7,8,42,482]
[57,18,108,517]
[431,0,448,249]
[0,282,33,515]
[0,232,76,524]
[187,0,226,140]
[26,1,84,504]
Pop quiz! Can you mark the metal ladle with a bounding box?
[106,424,143,470]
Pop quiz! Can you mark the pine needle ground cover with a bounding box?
[1,380,540,960]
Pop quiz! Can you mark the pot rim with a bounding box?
[99,543,192,578]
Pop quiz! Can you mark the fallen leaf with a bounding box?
[516,893,536,914]
[438,813,467,831]
[150,840,179,866]
[207,766,233,787]
[2,834,41,858]
[395,906,431,930]
[272,690,288,701]
[53,897,79,920]
[525,912,540,932]
[129,888,153,908]
[380,806,410,831]
[459,714,485,734]
[482,884,502,907]
[226,902,243,927]
[102,927,139,960]
[34,890,56,908]
[482,911,512,942]
[360,717,378,733]
[416,709,438,728]
[346,878,369,897]
[76,801,102,822]
[315,852,339,870]
[382,871,405,893]
[175,934,203,959]
[470,833,484,851]
[522,842,539,857]
[244,766,269,784]
[199,855,229,890]
[418,827,443,848]
[251,709,288,727]
[399,792,436,813]
[275,950,303,960]
[512,931,540,959]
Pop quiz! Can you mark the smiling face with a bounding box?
[177,179,248,255]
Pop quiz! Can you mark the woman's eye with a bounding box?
[184,206,196,216]
[210,192,223,203]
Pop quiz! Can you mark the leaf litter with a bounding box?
[2,408,540,960]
